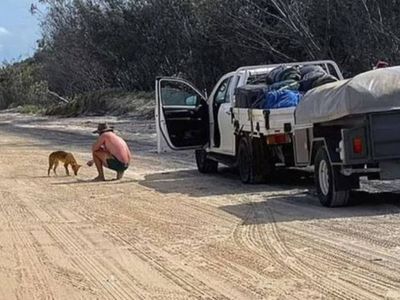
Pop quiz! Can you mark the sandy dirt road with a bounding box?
[1,112,400,299]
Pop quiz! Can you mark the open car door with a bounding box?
[156,77,209,150]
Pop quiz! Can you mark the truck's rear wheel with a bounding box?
[314,147,350,207]
[195,149,218,173]
[238,137,270,184]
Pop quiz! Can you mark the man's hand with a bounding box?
[87,160,94,167]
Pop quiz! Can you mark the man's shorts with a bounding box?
[106,156,129,172]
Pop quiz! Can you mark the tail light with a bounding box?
[342,127,368,161]
[267,134,291,145]
[353,137,363,154]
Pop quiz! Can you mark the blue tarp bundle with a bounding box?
[261,64,338,109]
[263,90,302,109]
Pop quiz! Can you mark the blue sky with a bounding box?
[0,0,44,63]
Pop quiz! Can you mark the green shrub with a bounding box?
[0,59,49,109]
[18,104,45,115]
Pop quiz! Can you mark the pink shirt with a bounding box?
[92,132,132,164]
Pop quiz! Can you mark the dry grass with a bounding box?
[46,90,154,119]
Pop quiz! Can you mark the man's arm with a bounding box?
[92,135,105,152]
[88,136,105,167]
[126,143,132,161]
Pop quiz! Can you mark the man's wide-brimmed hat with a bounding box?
[93,123,114,134]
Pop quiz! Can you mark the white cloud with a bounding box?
[0,27,10,36]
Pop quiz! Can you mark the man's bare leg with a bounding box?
[92,150,111,181]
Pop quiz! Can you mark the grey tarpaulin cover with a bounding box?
[295,66,400,125]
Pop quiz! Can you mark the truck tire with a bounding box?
[314,147,350,207]
[195,149,218,173]
[238,137,268,184]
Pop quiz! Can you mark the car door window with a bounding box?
[161,80,200,106]
[214,77,232,104]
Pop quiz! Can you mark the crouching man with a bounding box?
[87,123,132,181]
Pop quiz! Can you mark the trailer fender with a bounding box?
[310,138,341,165]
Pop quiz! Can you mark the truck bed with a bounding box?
[233,107,295,136]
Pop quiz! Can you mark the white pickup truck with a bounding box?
[156,61,400,207]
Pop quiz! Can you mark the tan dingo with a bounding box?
[48,151,82,176]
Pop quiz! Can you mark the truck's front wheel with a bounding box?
[195,149,218,173]
[314,147,350,207]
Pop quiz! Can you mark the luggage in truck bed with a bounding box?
[234,83,296,135]
[234,84,267,108]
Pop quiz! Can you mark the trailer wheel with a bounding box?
[314,147,350,207]
[195,149,218,173]
[238,137,266,184]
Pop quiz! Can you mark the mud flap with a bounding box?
[334,167,360,191]
[251,137,274,182]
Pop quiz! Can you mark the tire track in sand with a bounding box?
[232,198,386,299]
[280,223,400,294]
[50,177,237,299]
[70,185,287,299]
[231,201,306,299]
[23,177,224,299]
[79,210,231,300]
[0,191,55,300]
[7,175,148,300]
[17,183,147,300]
[269,198,400,292]
[256,207,381,299]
